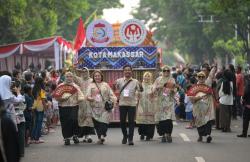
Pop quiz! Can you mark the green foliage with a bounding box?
[213,38,244,57]
[133,0,250,63]
[0,0,122,44]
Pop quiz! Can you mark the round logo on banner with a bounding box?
[119,19,147,46]
[86,19,113,47]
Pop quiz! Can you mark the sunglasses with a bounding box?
[163,69,170,72]
[198,76,205,79]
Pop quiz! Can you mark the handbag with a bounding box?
[95,83,114,112]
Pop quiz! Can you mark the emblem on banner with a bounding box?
[119,19,147,46]
[86,19,113,47]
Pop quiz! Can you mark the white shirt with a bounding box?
[219,82,234,105]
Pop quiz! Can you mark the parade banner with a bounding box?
[77,46,157,69]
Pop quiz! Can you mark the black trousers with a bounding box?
[242,107,250,135]
[157,119,173,136]
[59,106,79,139]
[138,124,155,138]
[197,120,213,137]
[92,118,108,139]
[119,106,136,141]
[236,96,243,117]
[232,99,237,119]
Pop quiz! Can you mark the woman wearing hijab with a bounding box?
[55,72,85,145]
[0,75,25,128]
[86,70,117,144]
[74,67,95,143]
[153,66,176,143]
[189,66,216,143]
[136,71,156,141]
[219,69,234,132]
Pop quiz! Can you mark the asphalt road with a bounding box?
[21,119,250,162]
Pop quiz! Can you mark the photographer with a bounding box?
[0,75,25,128]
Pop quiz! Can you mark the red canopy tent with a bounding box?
[0,36,72,72]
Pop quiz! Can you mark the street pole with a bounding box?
[235,24,238,40]
[248,16,249,44]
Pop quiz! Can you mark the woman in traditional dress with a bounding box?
[74,67,95,143]
[153,66,176,143]
[189,67,216,143]
[136,71,156,141]
[86,70,117,144]
[55,72,85,145]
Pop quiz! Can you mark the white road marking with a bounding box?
[195,157,205,162]
[173,121,178,125]
[179,133,191,142]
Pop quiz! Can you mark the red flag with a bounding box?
[73,17,86,52]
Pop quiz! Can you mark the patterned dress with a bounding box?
[86,82,117,138]
[136,82,156,139]
[153,76,176,136]
[74,76,95,137]
[192,68,216,136]
[87,82,117,124]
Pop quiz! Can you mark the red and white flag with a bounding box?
[73,17,86,65]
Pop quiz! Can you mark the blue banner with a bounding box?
[77,46,157,69]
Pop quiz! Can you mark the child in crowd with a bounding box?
[185,84,194,129]
[50,83,59,126]
[44,94,55,134]
[23,85,34,146]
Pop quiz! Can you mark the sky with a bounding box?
[102,0,140,24]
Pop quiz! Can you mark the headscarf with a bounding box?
[81,67,90,80]
[64,72,74,84]
[143,71,153,84]
[0,75,13,100]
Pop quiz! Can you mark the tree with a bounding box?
[0,0,122,44]
[210,0,250,62]
[133,0,250,63]
[213,38,245,65]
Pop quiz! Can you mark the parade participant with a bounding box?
[153,65,176,143]
[237,74,250,137]
[219,69,233,132]
[115,65,142,145]
[75,67,95,143]
[54,72,85,145]
[188,66,216,143]
[86,70,116,144]
[136,72,156,141]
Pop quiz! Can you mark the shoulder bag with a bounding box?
[95,83,114,112]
